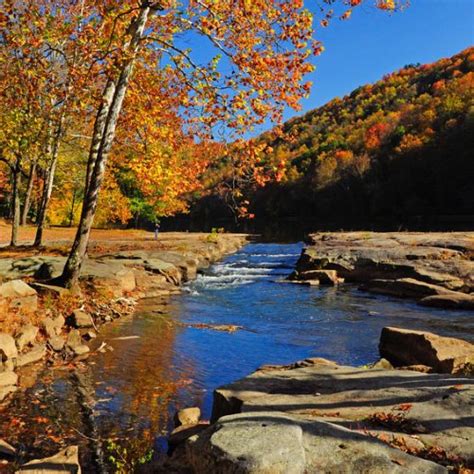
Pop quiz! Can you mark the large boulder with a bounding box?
[379,327,474,374]
[209,357,474,466]
[82,261,136,296]
[294,232,474,299]
[17,445,81,473]
[0,280,37,313]
[185,412,446,473]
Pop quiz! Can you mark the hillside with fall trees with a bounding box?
[194,47,474,228]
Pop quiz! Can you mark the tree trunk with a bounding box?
[60,6,150,288]
[21,160,37,226]
[84,80,116,195]
[69,188,77,227]
[10,160,22,247]
[34,118,63,247]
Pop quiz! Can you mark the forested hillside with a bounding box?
[195,47,474,226]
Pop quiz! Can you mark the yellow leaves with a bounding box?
[340,9,352,20]
[377,0,397,11]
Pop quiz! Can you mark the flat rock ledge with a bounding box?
[291,231,474,309]
[168,354,473,473]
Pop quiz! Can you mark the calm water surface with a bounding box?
[5,242,474,469]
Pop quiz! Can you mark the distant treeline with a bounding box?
[189,47,474,227]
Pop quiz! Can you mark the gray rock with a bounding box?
[379,327,474,374]
[72,345,90,356]
[15,324,39,351]
[70,310,94,329]
[368,358,394,370]
[295,232,474,300]
[186,412,446,474]
[0,385,17,402]
[42,316,64,338]
[30,282,71,297]
[0,279,37,313]
[0,333,18,361]
[419,293,474,310]
[16,344,46,367]
[66,330,82,350]
[187,412,306,474]
[17,445,81,473]
[144,259,182,286]
[0,370,18,387]
[48,336,65,352]
[81,261,136,296]
[211,357,474,465]
[42,318,57,339]
[169,423,210,449]
[296,269,343,285]
[360,278,459,299]
[174,407,201,428]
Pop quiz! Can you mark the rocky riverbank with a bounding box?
[0,231,249,471]
[289,232,474,309]
[164,328,474,473]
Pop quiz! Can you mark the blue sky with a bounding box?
[178,0,474,138]
[289,0,474,122]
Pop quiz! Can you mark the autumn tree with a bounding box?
[59,0,407,287]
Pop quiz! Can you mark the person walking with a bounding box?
[154,220,160,240]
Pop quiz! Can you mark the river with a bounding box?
[3,242,473,471]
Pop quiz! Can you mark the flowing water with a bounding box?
[3,242,474,470]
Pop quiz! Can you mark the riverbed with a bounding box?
[3,242,473,470]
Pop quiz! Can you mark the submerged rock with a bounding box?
[379,327,474,374]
